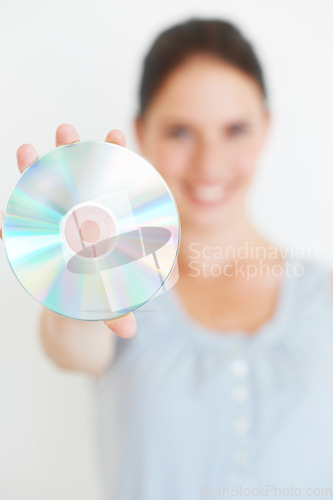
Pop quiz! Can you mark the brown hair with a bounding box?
[137,18,267,117]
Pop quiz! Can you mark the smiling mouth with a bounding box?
[183,182,233,207]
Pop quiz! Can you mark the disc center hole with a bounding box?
[79,220,101,243]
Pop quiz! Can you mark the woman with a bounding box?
[2,18,333,499]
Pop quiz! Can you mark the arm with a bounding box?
[39,300,136,377]
[39,308,116,376]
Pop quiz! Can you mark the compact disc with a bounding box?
[2,141,180,321]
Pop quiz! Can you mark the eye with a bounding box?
[226,123,251,138]
[165,126,192,139]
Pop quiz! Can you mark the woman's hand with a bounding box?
[0,123,137,340]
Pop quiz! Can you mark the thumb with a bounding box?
[104,312,137,338]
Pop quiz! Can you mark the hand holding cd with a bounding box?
[0,124,137,338]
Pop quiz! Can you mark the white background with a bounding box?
[0,1,332,499]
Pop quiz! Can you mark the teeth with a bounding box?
[191,185,227,202]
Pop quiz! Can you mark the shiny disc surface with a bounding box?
[3,141,180,320]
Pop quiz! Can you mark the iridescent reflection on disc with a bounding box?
[3,141,180,320]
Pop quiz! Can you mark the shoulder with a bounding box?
[278,258,333,340]
[283,256,333,308]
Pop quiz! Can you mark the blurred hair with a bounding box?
[137,18,267,117]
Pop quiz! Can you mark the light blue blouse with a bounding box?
[91,254,333,499]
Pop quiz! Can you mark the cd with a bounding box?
[2,141,180,321]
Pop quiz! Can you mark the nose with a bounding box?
[192,137,228,180]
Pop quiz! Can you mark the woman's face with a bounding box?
[135,54,270,231]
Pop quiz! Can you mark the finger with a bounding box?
[56,123,80,147]
[105,129,126,147]
[16,144,39,173]
[104,312,137,338]
[0,210,3,239]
